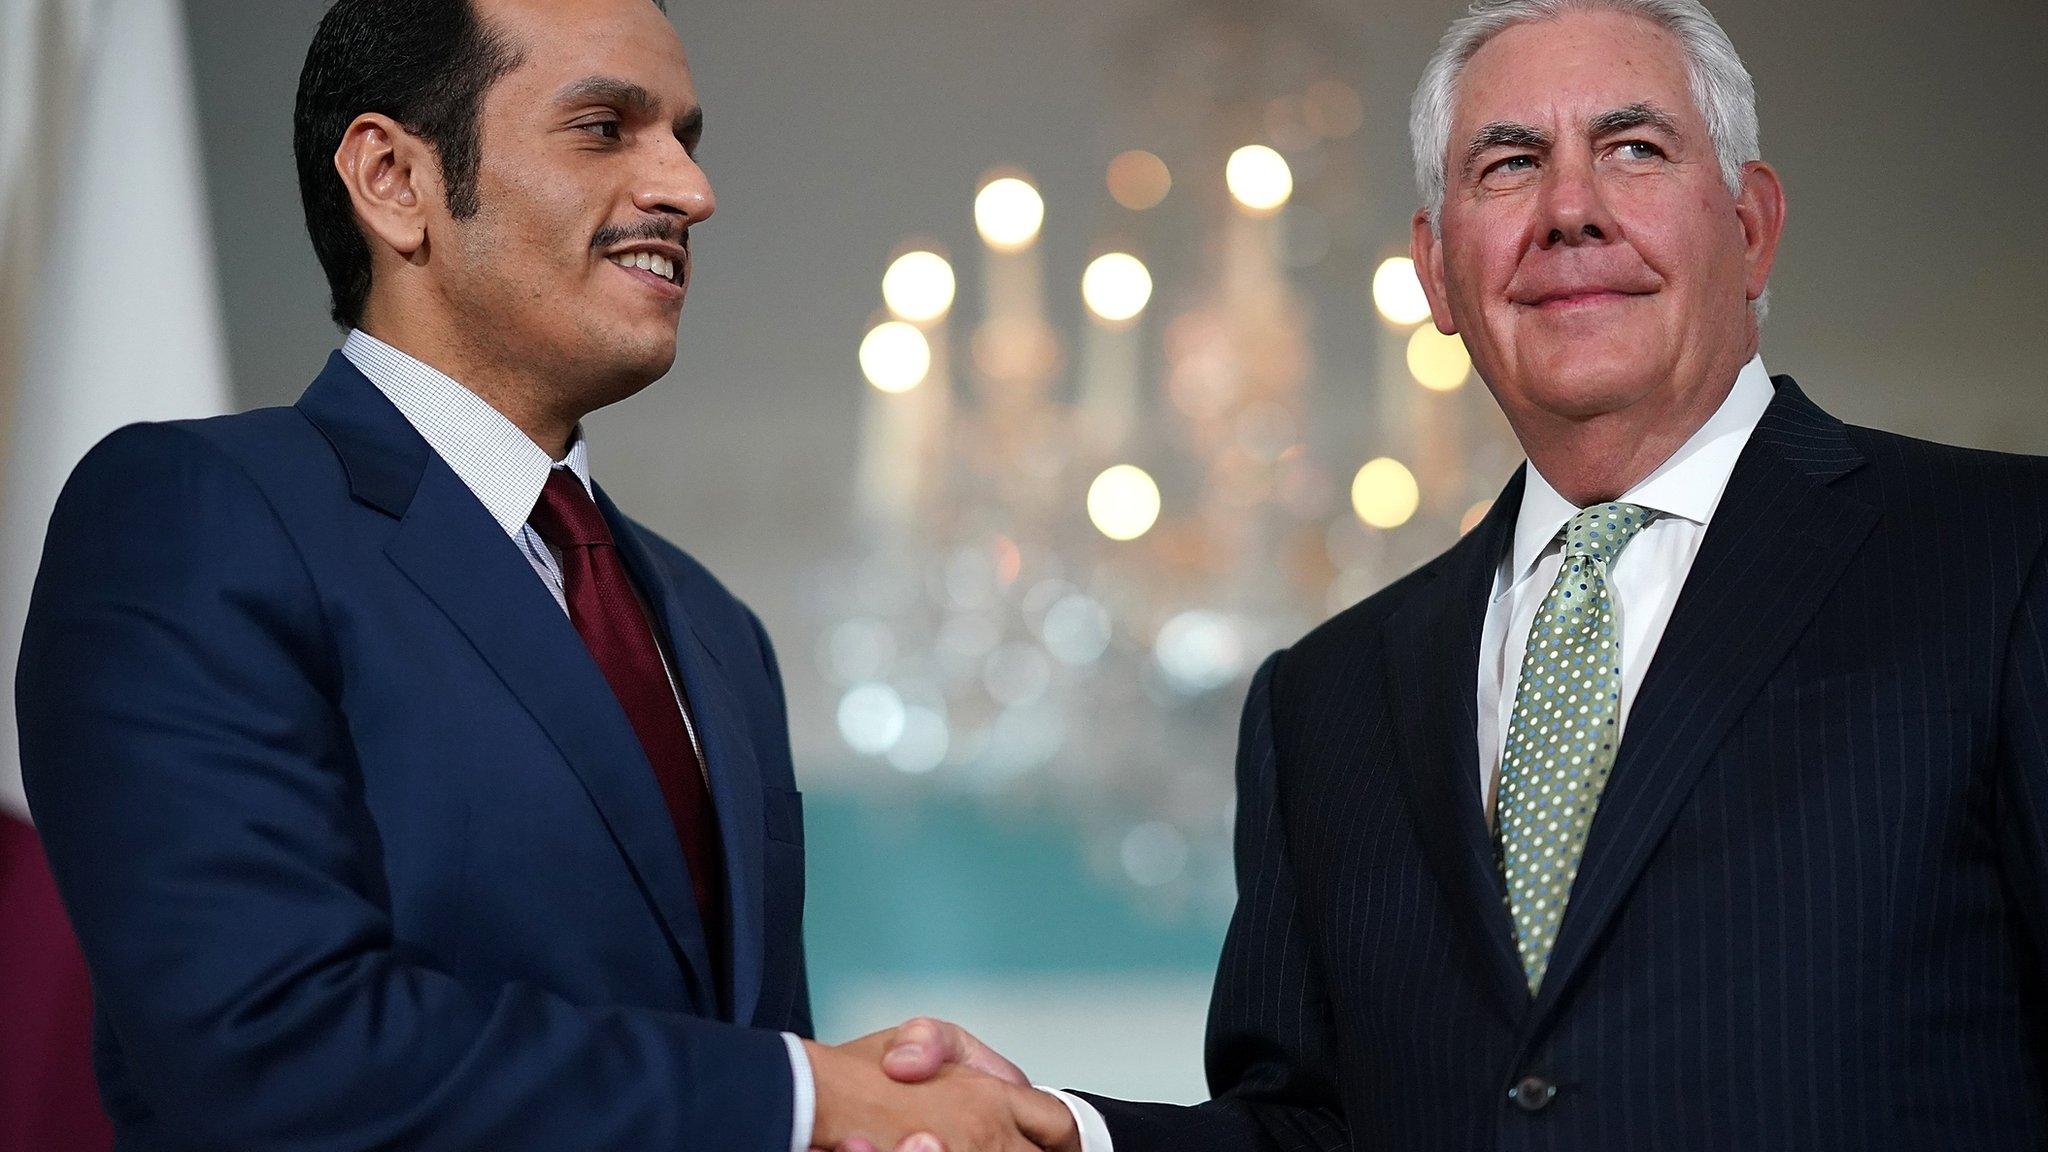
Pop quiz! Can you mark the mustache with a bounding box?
[590,218,690,252]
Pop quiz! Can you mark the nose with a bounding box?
[632,139,716,226]
[1533,150,1617,249]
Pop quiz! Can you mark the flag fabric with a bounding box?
[1,0,233,1146]
[0,812,108,1152]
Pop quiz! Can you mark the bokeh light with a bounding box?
[1107,150,1172,210]
[886,707,949,774]
[1081,252,1154,323]
[1121,821,1191,887]
[1461,499,1494,535]
[975,176,1046,251]
[837,682,906,755]
[1041,593,1114,666]
[1406,326,1472,392]
[1225,145,1293,214]
[1372,256,1433,326]
[859,321,932,394]
[1302,78,1364,139]
[1153,610,1245,695]
[1087,464,1162,541]
[881,250,956,323]
[1351,457,1420,529]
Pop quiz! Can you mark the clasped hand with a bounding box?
[807,1018,1077,1152]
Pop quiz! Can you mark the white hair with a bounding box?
[1410,0,1767,317]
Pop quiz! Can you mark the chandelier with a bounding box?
[815,0,1519,915]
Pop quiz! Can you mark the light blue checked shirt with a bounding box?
[340,329,818,1152]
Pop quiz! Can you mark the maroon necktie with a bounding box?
[528,469,724,951]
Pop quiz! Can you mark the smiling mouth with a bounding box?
[1528,289,1646,310]
[607,250,682,285]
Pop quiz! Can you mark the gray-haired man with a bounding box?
[842,1,2048,1149]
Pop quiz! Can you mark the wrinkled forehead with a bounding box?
[1451,10,1703,142]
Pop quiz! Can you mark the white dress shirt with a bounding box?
[339,330,818,1152]
[1062,355,1776,1152]
[1476,355,1774,813]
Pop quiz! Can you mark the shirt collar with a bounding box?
[1502,354,1776,596]
[340,328,593,538]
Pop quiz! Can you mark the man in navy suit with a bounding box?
[859,1,2048,1149]
[14,0,1072,1149]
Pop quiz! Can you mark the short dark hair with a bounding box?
[294,0,522,329]
[292,0,670,329]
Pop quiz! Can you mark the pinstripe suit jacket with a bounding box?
[1081,375,2048,1151]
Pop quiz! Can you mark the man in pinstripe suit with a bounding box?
[855,1,2048,1149]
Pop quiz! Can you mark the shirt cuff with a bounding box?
[1042,1087,1115,1152]
[783,1032,816,1152]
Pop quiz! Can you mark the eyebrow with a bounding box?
[1462,121,1552,177]
[1460,101,1685,178]
[553,75,704,142]
[1588,101,1682,139]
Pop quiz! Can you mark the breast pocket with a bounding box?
[757,785,807,1027]
[763,785,804,846]
[1733,665,1984,837]
[1757,665,1971,718]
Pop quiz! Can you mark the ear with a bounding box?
[333,113,437,261]
[1733,160,1785,306]
[1410,206,1459,335]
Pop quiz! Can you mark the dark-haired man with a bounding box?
[15,0,1069,1149]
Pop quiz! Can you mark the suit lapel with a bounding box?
[296,352,428,518]
[298,356,720,1007]
[1382,468,1530,1023]
[595,485,770,1027]
[1530,377,1876,1025]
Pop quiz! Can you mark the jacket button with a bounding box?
[1511,1075,1557,1112]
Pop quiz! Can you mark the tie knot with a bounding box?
[528,468,612,549]
[1560,501,1652,564]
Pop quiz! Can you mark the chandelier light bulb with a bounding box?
[1351,457,1420,529]
[1226,145,1293,214]
[1406,326,1472,392]
[882,250,956,323]
[1372,256,1433,326]
[859,321,931,394]
[1107,150,1172,211]
[1088,465,1162,542]
[1081,252,1154,323]
[975,176,1046,251]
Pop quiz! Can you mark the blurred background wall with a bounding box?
[28,0,2048,1103]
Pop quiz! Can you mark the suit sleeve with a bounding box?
[1998,531,2048,1003]
[15,423,795,1152]
[1074,652,1348,1152]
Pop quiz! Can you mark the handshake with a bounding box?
[804,1018,1080,1152]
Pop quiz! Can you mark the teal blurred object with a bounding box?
[804,789,1226,975]
[802,788,1227,1100]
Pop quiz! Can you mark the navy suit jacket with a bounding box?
[1082,377,2048,1150]
[17,353,812,1151]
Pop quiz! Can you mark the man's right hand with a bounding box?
[805,1031,1074,1152]
[822,1019,1084,1152]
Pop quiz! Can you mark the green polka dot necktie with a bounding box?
[1496,501,1653,993]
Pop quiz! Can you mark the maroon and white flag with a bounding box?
[1,1,230,1147]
